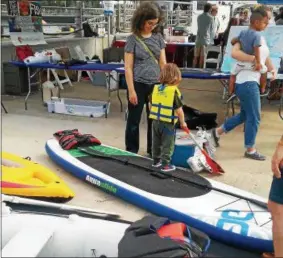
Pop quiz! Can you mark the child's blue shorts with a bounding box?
[269,167,283,205]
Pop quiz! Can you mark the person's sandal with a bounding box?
[244,151,266,161]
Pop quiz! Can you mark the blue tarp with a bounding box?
[257,0,283,4]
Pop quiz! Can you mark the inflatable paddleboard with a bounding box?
[1,152,74,202]
[45,139,273,252]
[2,195,261,258]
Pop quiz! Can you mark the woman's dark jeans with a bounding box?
[125,81,155,155]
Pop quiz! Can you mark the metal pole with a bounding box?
[75,1,83,37]
[123,0,126,31]
[117,2,121,32]
[108,16,111,47]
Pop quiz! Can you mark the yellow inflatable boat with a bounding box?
[1,152,75,202]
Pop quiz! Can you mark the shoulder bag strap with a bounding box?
[135,36,158,64]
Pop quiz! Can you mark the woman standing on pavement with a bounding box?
[124,1,167,156]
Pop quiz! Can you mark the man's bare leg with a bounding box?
[268,200,283,257]
[193,56,199,68]
[199,55,205,69]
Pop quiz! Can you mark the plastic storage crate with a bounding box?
[47,98,110,118]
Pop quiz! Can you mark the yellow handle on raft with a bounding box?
[2,152,56,184]
[1,152,75,199]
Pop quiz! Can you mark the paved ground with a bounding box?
[2,77,282,221]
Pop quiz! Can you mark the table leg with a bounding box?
[1,102,8,114]
[220,79,229,100]
[117,84,123,112]
[25,67,31,110]
[106,72,112,119]
[184,46,188,68]
[39,69,43,103]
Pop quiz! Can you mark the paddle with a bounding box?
[2,194,120,219]
[182,127,225,175]
[78,147,268,210]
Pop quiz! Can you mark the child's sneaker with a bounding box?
[161,164,176,172]
[152,161,162,168]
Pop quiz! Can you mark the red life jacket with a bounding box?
[54,129,101,150]
[16,45,34,61]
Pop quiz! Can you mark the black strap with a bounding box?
[118,215,195,258]
[78,147,268,210]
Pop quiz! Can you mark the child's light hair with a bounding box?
[159,63,182,85]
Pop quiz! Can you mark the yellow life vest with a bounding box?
[149,84,182,124]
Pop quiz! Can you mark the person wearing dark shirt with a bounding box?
[124,2,167,157]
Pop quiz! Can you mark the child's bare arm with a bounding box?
[176,107,187,128]
[231,37,240,45]
[254,46,261,71]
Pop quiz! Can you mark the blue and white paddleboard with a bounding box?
[45,139,272,252]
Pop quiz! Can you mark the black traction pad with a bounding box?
[77,152,212,198]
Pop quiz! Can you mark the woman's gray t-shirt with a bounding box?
[125,33,166,85]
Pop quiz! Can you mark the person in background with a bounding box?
[211,5,221,45]
[124,1,167,157]
[268,135,283,258]
[240,9,250,25]
[149,63,187,172]
[211,6,277,161]
[239,10,244,19]
[221,17,240,49]
[193,3,214,68]
[276,11,283,25]
[275,6,283,22]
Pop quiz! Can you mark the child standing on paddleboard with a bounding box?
[149,63,187,172]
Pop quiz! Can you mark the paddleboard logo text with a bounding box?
[216,210,253,236]
[86,175,117,194]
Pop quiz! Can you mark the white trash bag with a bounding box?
[186,128,216,173]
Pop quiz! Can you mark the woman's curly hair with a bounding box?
[131,2,164,35]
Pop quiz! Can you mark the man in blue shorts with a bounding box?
[268,135,283,257]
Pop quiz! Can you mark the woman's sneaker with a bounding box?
[161,164,176,172]
[152,161,162,168]
[244,151,266,161]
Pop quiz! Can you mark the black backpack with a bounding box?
[118,215,210,257]
[176,105,218,130]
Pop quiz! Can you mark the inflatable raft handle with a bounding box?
[2,194,120,218]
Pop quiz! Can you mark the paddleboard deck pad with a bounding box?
[45,139,273,252]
